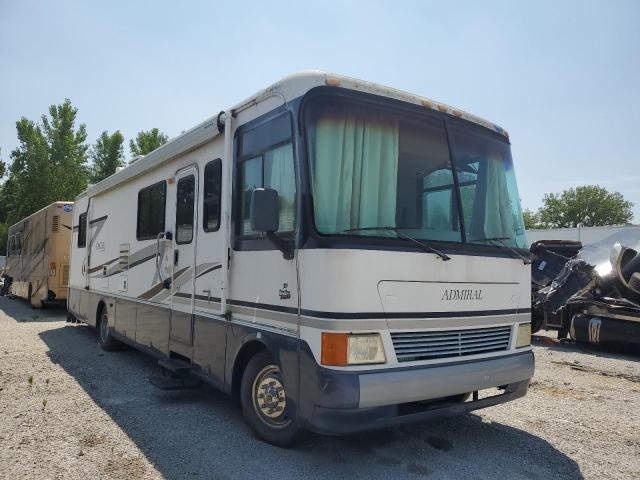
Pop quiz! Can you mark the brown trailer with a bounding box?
[5,202,73,307]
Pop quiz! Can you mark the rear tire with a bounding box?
[240,350,302,447]
[97,309,121,351]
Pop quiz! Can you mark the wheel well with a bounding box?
[231,341,267,402]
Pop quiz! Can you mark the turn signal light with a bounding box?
[321,333,386,366]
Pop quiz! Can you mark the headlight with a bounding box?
[516,323,531,348]
[321,333,386,366]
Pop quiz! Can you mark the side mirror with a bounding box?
[250,188,280,233]
[249,188,293,260]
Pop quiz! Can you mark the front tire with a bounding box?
[240,350,301,447]
[97,309,121,351]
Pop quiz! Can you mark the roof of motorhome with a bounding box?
[8,201,74,230]
[79,71,508,200]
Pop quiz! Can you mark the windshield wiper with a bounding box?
[471,237,531,265]
[343,226,451,261]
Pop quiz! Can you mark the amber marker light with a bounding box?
[321,332,349,366]
[325,77,341,86]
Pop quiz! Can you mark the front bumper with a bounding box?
[299,350,534,435]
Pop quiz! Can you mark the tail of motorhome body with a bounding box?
[5,202,73,307]
[67,71,534,446]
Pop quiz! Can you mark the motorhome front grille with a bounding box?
[52,215,59,232]
[61,263,70,287]
[391,325,512,362]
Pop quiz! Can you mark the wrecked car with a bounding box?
[530,240,583,337]
[531,231,640,347]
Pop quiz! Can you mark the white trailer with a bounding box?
[68,72,534,445]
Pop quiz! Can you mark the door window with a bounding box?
[203,160,222,232]
[237,115,296,236]
[176,175,195,244]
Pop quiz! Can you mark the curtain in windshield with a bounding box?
[449,126,526,248]
[308,103,399,233]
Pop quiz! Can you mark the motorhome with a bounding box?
[67,72,534,446]
[6,202,73,307]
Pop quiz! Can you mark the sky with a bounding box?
[1,0,639,220]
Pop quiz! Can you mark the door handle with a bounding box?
[174,250,179,265]
[202,289,211,301]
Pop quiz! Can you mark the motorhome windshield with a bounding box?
[306,98,527,249]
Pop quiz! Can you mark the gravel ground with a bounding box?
[0,295,638,480]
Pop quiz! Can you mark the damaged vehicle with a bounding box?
[531,230,640,347]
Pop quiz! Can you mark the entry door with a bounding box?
[170,166,199,346]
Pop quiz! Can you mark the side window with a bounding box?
[137,181,167,240]
[8,235,14,254]
[15,233,22,252]
[175,175,195,244]
[77,213,87,248]
[203,159,222,232]
[238,114,296,235]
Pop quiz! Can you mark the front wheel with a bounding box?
[240,350,301,447]
[98,309,121,351]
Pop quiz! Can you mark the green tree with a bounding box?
[537,185,633,228]
[129,128,168,158]
[0,147,6,179]
[91,130,125,183]
[42,99,89,200]
[3,99,89,225]
[522,208,542,230]
[6,118,51,224]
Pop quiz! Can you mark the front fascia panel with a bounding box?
[298,248,531,370]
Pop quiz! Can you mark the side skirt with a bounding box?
[108,328,230,395]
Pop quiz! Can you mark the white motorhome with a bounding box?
[68,72,533,446]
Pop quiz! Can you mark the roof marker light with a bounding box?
[437,104,448,113]
[421,99,433,108]
[325,77,341,87]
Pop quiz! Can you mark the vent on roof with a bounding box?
[52,216,60,232]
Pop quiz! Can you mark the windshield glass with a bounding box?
[306,98,526,249]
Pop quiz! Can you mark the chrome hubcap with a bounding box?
[252,365,290,428]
